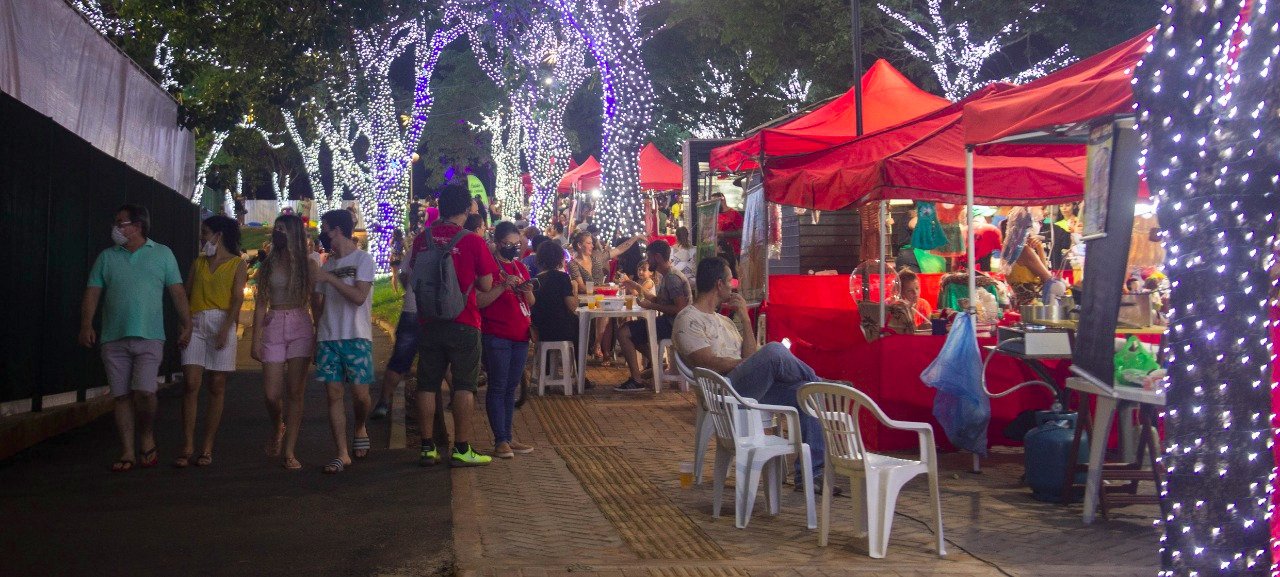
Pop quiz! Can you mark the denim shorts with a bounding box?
[315,338,374,385]
[385,311,422,374]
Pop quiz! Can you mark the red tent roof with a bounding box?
[556,156,600,194]
[764,84,1086,209]
[963,30,1153,145]
[709,59,949,171]
[638,143,682,190]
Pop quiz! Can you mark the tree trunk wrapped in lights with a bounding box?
[544,0,656,242]
[343,19,463,272]
[445,0,590,229]
[1134,1,1278,574]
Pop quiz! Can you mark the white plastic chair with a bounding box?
[695,368,816,530]
[674,352,713,485]
[797,382,945,558]
[535,341,577,396]
[658,338,688,391]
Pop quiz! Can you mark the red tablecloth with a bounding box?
[767,275,1066,452]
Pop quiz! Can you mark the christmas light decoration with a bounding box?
[192,131,229,205]
[675,51,811,138]
[472,109,526,216]
[190,118,285,205]
[282,106,345,218]
[445,0,590,228]
[345,19,463,272]
[543,0,658,242]
[878,0,1073,101]
[1133,0,1278,574]
[271,172,292,214]
[70,0,131,38]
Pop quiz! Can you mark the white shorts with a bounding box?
[181,309,238,372]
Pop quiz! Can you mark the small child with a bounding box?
[635,261,656,295]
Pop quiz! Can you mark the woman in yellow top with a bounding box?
[176,215,248,467]
[1002,207,1054,308]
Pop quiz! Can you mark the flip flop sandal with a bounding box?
[139,448,159,468]
[173,452,193,468]
[282,457,303,470]
[323,459,346,474]
[195,453,213,467]
[353,437,371,459]
[111,459,135,473]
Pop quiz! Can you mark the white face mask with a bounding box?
[202,240,218,257]
[111,226,129,246]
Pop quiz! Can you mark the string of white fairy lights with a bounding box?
[878,0,1073,101]
[542,0,657,242]
[472,109,526,217]
[1134,0,1279,574]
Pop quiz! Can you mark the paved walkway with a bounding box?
[453,363,1160,577]
[0,312,453,577]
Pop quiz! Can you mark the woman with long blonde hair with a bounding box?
[251,214,317,470]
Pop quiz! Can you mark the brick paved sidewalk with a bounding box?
[451,363,1160,577]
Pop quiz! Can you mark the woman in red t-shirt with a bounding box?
[477,222,537,459]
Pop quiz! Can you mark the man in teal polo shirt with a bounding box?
[79,204,191,472]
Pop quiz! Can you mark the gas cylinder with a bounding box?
[1023,410,1089,502]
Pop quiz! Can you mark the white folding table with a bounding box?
[576,299,662,393]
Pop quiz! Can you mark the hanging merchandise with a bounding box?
[930,203,966,257]
[859,203,881,262]
[911,201,949,251]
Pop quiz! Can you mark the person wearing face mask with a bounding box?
[673,257,830,493]
[80,204,192,472]
[476,222,537,458]
[175,215,248,467]
[252,214,318,470]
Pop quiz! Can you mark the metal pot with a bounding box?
[1021,304,1068,322]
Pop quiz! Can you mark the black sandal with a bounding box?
[111,459,135,473]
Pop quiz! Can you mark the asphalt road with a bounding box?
[0,319,452,577]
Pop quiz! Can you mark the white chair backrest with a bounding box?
[673,350,696,381]
[797,382,881,466]
[694,368,754,445]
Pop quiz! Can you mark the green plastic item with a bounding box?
[913,248,947,273]
[1114,336,1160,386]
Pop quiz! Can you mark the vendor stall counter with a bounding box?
[767,274,1067,452]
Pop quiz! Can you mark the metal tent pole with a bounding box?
[879,201,887,328]
[965,147,977,311]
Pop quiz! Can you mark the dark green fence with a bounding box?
[0,92,198,408]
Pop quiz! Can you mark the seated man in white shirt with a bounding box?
[673,257,829,492]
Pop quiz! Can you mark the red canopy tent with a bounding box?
[763,84,1087,210]
[963,30,1153,145]
[638,142,682,190]
[556,155,600,194]
[709,59,949,172]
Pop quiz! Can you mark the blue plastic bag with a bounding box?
[920,312,990,456]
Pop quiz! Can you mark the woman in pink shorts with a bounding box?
[251,214,318,470]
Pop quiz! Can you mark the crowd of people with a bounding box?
[81,185,837,489]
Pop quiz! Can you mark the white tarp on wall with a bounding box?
[0,0,195,196]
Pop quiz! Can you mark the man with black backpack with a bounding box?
[409,184,498,467]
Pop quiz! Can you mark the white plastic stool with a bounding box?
[536,341,578,396]
[658,339,687,392]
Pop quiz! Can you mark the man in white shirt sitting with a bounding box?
[673,257,829,492]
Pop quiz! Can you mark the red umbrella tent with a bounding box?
[763,84,1086,210]
[556,156,600,194]
[709,60,950,172]
[638,143,682,190]
[963,30,1153,146]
